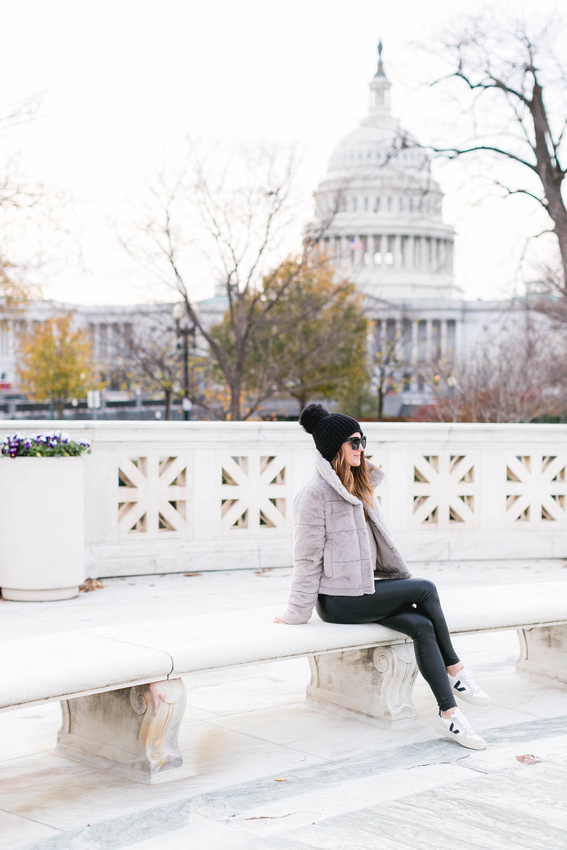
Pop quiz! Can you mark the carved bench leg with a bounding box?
[55,678,187,783]
[307,643,418,725]
[517,626,567,685]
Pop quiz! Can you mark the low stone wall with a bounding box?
[2,420,567,577]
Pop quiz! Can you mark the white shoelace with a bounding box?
[448,707,475,733]
[459,667,481,693]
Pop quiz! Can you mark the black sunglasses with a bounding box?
[346,436,366,450]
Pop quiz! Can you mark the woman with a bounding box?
[275,403,491,750]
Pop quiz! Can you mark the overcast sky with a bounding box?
[0,0,564,306]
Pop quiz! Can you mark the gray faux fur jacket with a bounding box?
[282,453,412,624]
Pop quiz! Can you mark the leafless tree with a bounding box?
[371,327,408,421]
[415,317,566,423]
[0,93,43,136]
[114,313,180,420]
[119,142,341,420]
[117,310,227,421]
[0,93,75,308]
[410,15,567,293]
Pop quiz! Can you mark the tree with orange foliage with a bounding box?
[18,313,98,418]
[209,261,368,417]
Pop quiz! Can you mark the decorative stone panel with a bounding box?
[505,453,567,525]
[220,453,288,531]
[412,453,477,528]
[117,455,188,536]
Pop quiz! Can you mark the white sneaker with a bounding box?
[433,707,487,750]
[448,667,492,706]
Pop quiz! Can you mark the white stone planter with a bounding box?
[0,457,85,601]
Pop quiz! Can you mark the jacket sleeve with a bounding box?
[282,486,326,624]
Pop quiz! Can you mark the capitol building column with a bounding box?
[425,319,432,363]
[406,235,414,270]
[441,320,448,355]
[393,234,402,269]
[379,234,387,266]
[366,234,374,266]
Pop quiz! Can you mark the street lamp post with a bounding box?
[173,304,195,421]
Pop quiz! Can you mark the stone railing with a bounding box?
[2,420,567,578]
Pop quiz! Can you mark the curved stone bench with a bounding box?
[2,581,566,782]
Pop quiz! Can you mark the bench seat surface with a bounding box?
[2,581,566,710]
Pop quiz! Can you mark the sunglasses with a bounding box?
[345,436,366,450]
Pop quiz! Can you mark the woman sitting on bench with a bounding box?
[275,403,491,750]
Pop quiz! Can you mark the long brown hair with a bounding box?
[332,446,374,509]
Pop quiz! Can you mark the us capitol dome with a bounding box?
[310,42,462,303]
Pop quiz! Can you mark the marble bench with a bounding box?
[2,581,566,783]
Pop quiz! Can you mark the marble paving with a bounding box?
[1,562,566,849]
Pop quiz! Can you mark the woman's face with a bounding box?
[342,431,363,467]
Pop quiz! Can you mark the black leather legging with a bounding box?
[316,578,459,711]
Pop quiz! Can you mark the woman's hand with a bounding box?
[273,615,288,624]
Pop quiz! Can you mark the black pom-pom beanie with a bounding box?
[299,403,362,463]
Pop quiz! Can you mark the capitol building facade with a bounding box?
[0,46,538,417]
[308,44,536,416]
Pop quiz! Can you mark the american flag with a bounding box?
[349,237,364,250]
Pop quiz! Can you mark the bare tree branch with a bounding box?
[423,14,567,291]
[118,141,332,419]
[493,181,547,208]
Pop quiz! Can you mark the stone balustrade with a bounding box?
[2,420,567,578]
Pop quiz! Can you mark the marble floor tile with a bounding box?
[221,761,468,838]
[0,753,202,833]
[124,813,266,850]
[177,718,326,792]
[4,721,566,850]
[0,810,61,850]
[483,672,567,718]
[449,629,520,670]
[0,703,60,762]
[444,731,567,775]
[412,666,566,732]
[0,724,324,832]
[265,761,567,850]
[0,611,101,640]
[206,701,431,761]
[181,661,310,716]
[178,703,218,722]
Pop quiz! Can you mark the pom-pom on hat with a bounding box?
[299,403,362,463]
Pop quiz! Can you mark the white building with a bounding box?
[0,44,551,418]
[1,301,150,394]
[309,43,543,415]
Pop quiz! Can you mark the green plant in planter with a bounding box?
[1,432,91,458]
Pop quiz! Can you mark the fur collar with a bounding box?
[314,452,384,506]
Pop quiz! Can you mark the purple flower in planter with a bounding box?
[1,431,91,458]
